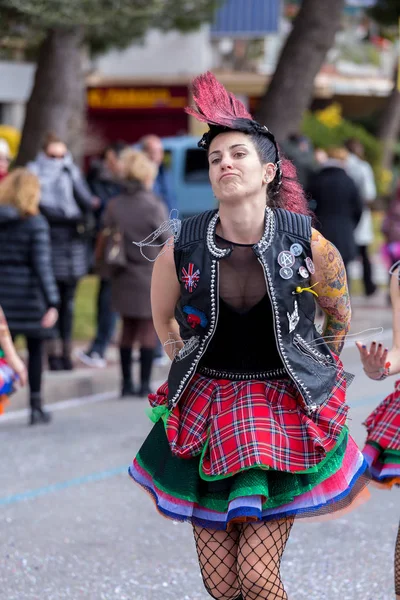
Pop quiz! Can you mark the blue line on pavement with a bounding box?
[0,465,127,506]
[0,387,391,507]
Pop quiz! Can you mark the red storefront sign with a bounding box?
[86,85,189,148]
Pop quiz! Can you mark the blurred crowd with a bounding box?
[282,134,379,295]
[0,133,174,422]
[0,129,398,423]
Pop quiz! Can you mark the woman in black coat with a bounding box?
[28,133,97,370]
[307,147,363,273]
[0,169,59,424]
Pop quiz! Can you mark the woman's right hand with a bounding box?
[41,307,58,329]
[356,265,400,379]
[91,196,101,210]
[356,341,390,380]
[6,352,27,387]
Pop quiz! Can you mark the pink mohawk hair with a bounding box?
[186,72,311,217]
[185,71,253,127]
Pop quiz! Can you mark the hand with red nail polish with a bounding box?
[356,266,400,378]
[355,340,390,380]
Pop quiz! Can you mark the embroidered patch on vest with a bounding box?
[287,300,300,333]
[182,263,200,292]
[183,305,208,329]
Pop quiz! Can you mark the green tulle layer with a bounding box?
[367,441,400,463]
[135,420,349,513]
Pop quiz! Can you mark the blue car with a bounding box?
[161,136,216,219]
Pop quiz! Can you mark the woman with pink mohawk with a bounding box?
[129,72,369,599]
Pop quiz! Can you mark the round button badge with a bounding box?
[290,243,303,257]
[280,266,294,280]
[305,257,315,275]
[278,251,295,268]
[299,266,309,279]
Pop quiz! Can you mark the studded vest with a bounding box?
[168,208,338,413]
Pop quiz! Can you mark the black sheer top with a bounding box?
[198,236,284,374]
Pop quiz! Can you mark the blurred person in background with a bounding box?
[0,169,59,424]
[383,182,400,267]
[382,181,400,303]
[0,138,11,182]
[86,140,127,235]
[102,149,168,397]
[345,138,377,297]
[281,133,316,190]
[28,133,98,371]
[76,141,127,368]
[356,267,400,600]
[307,146,363,279]
[141,134,176,366]
[314,147,328,167]
[141,134,176,214]
[310,148,329,213]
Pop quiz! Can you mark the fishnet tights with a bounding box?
[193,519,294,600]
[395,522,400,599]
[238,521,293,600]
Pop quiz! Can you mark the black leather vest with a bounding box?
[168,208,337,414]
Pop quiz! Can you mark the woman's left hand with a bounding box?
[356,341,390,380]
[91,196,101,210]
[7,352,27,387]
[41,307,58,329]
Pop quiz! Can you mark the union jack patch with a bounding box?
[182,263,200,293]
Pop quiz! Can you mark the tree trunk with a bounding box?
[16,27,84,166]
[65,45,87,166]
[377,73,400,171]
[255,0,345,142]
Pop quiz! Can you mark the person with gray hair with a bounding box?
[28,132,98,371]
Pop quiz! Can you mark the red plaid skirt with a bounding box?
[149,364,348,477]
[364,381,400,450]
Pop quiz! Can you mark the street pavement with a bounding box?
[0,290,399,600]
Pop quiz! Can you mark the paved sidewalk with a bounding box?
[348,250,392,332]
[7,348,169,414]
[1,341,398,600]
[350,288,392,339]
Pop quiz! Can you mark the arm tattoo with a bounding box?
[310,230,351,356]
